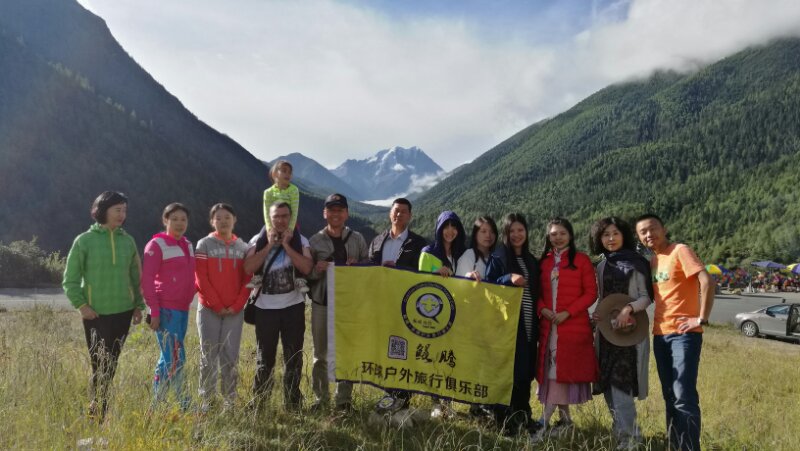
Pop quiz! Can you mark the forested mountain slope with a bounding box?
[0,0,373,252]
[415,38,800,265]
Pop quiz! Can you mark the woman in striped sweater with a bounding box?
[496,213,541,435]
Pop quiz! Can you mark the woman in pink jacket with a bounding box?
[142,203,197,410]
[533,217,598,440]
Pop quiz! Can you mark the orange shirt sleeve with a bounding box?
[677,244,704,278]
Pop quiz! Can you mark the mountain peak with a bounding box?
[332,146,444,201]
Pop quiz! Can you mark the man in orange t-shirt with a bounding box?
[636,214,714,451]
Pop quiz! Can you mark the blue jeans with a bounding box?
[653,333,702,451]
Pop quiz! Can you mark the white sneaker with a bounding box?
[389,409,416,429]
[530,426,551,444]
[197,401,211,415]
[430,403,451,420]
[77,437,109,450]
[616,436,642,450]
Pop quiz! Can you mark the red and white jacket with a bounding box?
[141,232,196,317]
[195,232,251,314]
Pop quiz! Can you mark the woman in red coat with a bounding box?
[534,217,598,438]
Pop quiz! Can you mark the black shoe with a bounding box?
[501,418,530,437]
[86,400,100,422]
[334,402,353,414]
[374,395,406,414]
[285,401,303,412]
[526,418,545,434]
[309,400,327,413]
[469,404,493,420]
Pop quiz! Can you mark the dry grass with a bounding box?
[0,306,797,450]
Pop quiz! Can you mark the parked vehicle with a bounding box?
[734,303,800,343]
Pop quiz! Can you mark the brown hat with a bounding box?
[595,293,649,347]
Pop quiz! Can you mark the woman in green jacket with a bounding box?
[62,191,145,422]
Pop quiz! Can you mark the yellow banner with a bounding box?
[327,265,522,405]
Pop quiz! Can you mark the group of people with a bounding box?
[749,271,800,292]
[62,160,713,451]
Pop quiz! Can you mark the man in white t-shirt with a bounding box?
[244,201,313,409]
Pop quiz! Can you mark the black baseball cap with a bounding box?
[324,193,348,209]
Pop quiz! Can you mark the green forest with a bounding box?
[2,0,800,270]
[414,38,800,267]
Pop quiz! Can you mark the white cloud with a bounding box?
[406,170,449,195]
[82,0,800,170]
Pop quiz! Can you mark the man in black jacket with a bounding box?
[368,198,427,269]
[368,198,427,420]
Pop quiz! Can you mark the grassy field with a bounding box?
[0,306,797,450]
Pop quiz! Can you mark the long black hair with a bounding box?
[589,216,636,256]
[502,213,534,260]
[470,216,498,260]
[540,216,577,269]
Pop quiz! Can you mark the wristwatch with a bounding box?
[699,318,709,326]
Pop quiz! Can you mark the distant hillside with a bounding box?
[269,153,362,200]
[0,0,374,252]
[260,157,388,222]
[333,146,444,201]
[415,38,800,266]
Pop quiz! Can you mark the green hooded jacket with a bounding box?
[62,223,145,314]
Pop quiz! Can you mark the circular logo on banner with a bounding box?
[401,282,456,338]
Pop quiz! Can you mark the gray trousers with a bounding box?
[603,386,641,441]
[196,304,244,403]
[311,302,353,406]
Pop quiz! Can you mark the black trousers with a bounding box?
[253,302,305,407]
[495,316,539,430]
[82,309,134,417]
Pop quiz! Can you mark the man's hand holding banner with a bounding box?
[327,265,522,406]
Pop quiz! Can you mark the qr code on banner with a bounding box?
[387,336,408,360]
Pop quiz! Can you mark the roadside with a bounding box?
[0,288,201,311]
[3,286,799,317]
[0,287,71,310]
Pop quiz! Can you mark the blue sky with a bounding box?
[339,0,625,43]
[77,0,800,171]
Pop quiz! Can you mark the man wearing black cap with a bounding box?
[307,193,369,412]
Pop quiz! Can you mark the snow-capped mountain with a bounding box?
[332,146,445,201]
